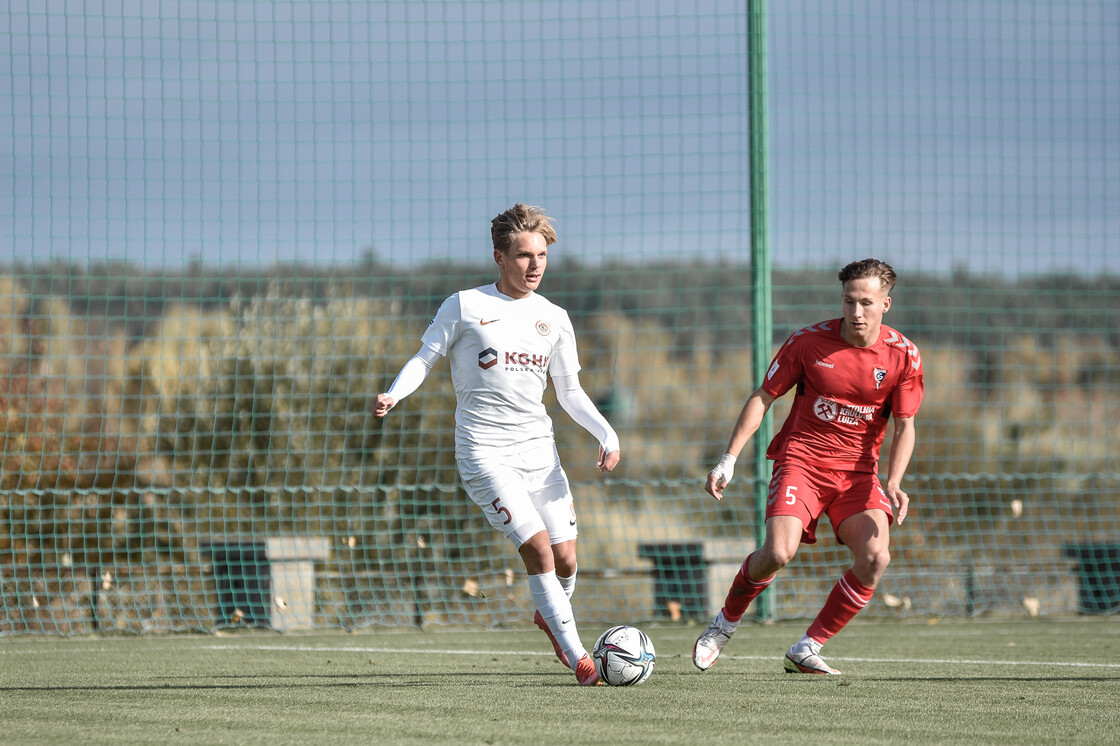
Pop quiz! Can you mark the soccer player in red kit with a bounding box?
[693,259,924,675]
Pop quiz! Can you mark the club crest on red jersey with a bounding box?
[873,367,888,389]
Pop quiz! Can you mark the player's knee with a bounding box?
[518,534,555,574]
[554,555,577,578]
[550,539,577,575]
[757,545,795,573]
[855,548,890,582]
[774,548,797,569]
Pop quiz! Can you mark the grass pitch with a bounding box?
[2,618,1117,745]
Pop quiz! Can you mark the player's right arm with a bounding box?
[706,387,776,500]
[371,345,442,418]
[705,329,807,499]
[373,294,461,418]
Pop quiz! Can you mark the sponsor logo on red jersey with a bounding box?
[814,396,876,426]
[814,397,839,421]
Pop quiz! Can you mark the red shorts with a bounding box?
[766,461,894,545]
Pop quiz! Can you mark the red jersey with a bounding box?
[761,319,924,473]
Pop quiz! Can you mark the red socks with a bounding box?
[721,559,875,643]
[806,569,875,643]
[722,553,774,623]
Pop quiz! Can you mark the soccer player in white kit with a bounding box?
[371,204,620,686]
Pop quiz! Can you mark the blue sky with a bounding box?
[2,0,1117,276]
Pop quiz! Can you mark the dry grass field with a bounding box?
[2,268,1118,632]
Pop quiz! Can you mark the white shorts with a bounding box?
[457,441,577,548]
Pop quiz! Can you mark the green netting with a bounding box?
[2,1,1118,636]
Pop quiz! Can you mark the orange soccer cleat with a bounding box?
[534,610,570,667]
[575,654,601,686]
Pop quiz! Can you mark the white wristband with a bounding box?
[710,453,736,483]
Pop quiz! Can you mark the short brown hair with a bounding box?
[491,203,558,253]
[838,258,897,293]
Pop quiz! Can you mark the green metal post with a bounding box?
[747,0,773,621]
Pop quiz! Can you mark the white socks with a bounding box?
[528,571,587,668]
[557,569,577,599]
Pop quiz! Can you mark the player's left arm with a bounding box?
[884,415,916,524]
[886,333,923,524]
[549,311,620,472]
[552,371,621,472]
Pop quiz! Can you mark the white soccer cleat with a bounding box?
[692,611,736,671]
[783,637,842,675]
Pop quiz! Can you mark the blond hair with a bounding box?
[490,203,558,253]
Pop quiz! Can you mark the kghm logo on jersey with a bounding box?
[535,320,551,336]
[504,351,549,373]
[873,367,888,389]
[478,347,498,370]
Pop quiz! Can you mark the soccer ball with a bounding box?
[592,625,656,686]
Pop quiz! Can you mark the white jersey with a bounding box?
[421,283,581,457]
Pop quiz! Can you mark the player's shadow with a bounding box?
[773,675,1120,683]
[0,671,574,693]
[861,675,1120,683]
